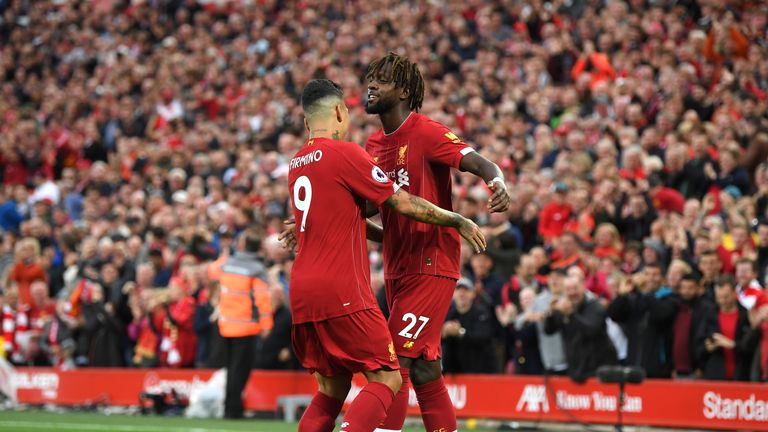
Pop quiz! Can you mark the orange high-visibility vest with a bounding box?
[207,254,227,282]
[216,253,273,338]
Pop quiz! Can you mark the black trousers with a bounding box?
[224,335,257,419]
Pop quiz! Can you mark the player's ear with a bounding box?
[335,104,343,123]
[304,118,310,133]
[399,87,409,101]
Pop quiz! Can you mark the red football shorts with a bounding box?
[292,308,399,377]
[385,274,456,360]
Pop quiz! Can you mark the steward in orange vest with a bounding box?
[217,252,273,337]
[213,228,273,419]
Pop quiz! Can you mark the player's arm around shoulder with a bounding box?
[383,188,486,253]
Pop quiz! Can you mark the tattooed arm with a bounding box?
[384,189,486,253]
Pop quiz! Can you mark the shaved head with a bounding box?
[301,79,344,122]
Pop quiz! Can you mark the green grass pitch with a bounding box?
[0,410,499,432]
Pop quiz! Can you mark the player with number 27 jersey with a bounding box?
[366,112,474,280]
[288,137,398,325]
[366,112,475,362]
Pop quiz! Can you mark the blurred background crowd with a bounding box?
[1,0,768,383]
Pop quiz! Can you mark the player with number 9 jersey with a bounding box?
[288,137,399,326]
[288,134,404,386]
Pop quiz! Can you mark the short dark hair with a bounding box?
[560,231,581,246]
[366,52,425,111]
[625,241,643,253]
[647,172,663,188]
[301,79,344,118]
[151,226,166,239]
[644,262,663,272]
[242,228,263,253]
[681,273,699,283]
[715,274,737,289]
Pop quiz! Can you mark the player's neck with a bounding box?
[379,105,413,135]
[307,126,344,141]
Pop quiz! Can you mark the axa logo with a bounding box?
[516,385,550,413]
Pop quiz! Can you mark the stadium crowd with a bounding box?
[1,0,768,383]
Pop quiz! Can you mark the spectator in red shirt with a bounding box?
[570,41,616,90]
[619,146,646,181]
[649,173,685,214]
[593,223,623,260]
[551,232,583,272]
[28,280,55,330]
[8,238,47,306]
[562,187,595,242]
[28,280,56,364]
[130,290,164,368]
[159,278,197,368]
[671,274,717,378]
[538,182,572,243]
[701,275,759,381]
[1,150,29,186]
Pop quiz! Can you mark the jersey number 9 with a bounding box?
[293,175,312,232]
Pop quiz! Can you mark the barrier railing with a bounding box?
[9,367,768,430]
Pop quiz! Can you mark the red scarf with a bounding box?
[2,304,29,361]
[2,305,16,358]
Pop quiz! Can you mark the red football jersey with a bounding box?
[366,113,474,280]
[288,137,399,324]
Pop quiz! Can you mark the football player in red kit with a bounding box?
[289,79,485,432]
[363,53,510,432]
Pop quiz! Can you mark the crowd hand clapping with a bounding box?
[705,332,735,352]
[618,278,635,296]
[494,303,518,327]
[442,320,462,337]
[554,297,573,316]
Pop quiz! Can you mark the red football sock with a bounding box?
[340,382,395,432]
[377,368,410,431]
[298,391,344,432]
[414,376,456,432]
